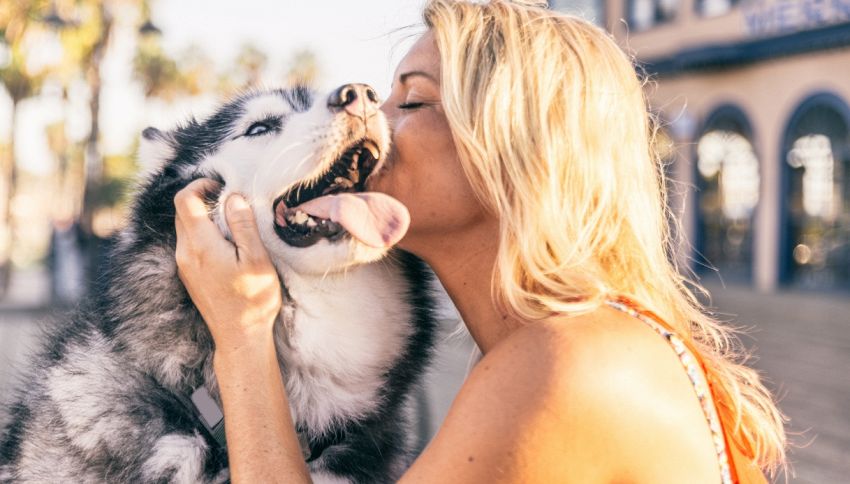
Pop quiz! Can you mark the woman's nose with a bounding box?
[327,83,380,118]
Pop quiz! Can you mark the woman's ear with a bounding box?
[138,126,175,174]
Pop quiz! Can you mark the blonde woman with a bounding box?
[174,0,786,482]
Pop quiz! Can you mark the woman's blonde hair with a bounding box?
[423,0,786,475]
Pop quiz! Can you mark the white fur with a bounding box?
[137,128,176,176]
[44,338,139,457]
[279,260,414,432]
[311,470,354,484]
[141,433,209,484]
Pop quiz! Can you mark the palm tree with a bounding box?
[0,0,49,297]
[64,0,113,236]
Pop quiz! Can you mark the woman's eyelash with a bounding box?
[398,102,425,110]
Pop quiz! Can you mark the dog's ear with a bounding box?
[138,127,175,174]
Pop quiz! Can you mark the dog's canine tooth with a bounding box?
[363,140,380,160]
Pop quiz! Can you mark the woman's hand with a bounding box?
[174,178,282,355]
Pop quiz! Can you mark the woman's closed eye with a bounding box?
[398,102,426,110]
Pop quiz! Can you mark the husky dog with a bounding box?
[0,84,437,483]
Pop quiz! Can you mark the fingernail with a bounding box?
[227,193,249,210]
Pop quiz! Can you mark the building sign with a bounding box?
[743,0,850,37]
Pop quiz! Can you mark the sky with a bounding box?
[1,0,428,174]
[152,0,428,95]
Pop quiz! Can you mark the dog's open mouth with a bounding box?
[273,140,409,248]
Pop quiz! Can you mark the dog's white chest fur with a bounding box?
[278,262,415,433]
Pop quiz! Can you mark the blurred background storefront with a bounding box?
[555,0,850,293]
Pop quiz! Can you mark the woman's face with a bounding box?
[368,32,490,253]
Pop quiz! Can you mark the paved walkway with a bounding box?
[704,283,850,484]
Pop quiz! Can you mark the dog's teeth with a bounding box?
[348,170,359,184]
[306,217,317,228]
[293,210,309,225]
[363,141,380,160]
[334,177,354,188]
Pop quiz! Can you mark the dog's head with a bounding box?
[139,85,406,275]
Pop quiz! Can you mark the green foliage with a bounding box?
[0,0,49,102]
[133,39,181,98]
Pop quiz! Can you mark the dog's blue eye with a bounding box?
[245,122,271,137]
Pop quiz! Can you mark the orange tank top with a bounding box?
[604,296,768,484]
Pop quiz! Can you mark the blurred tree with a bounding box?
[286,48,320,87]
[1,0,159,299]
[234,42,268,89]
[0,0,51,296]
[67,0,112,235]
[135,41,217,101]
[133,39,181,100]
[43,0,155,298]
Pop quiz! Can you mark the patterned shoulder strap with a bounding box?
[604,297,734,484]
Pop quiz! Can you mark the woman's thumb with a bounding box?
[225,194,265,260]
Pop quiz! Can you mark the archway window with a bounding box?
[698,131,760,220]
[782,99,850,290]
[696,0,741,17]
[629,0,680,31]
[695,111,759,283]
[549,0,604,24]
[787,135,839,222]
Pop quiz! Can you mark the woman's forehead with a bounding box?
[394,32,440,82]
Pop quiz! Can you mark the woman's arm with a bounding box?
[212,336,308,484]
[174,179,311,484]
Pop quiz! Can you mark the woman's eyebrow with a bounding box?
[398,70,438,85]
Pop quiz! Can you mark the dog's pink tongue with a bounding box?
[297,192,410,248]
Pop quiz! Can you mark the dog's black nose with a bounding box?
[328,83,379,117]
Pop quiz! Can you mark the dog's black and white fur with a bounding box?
[0,86,437,483]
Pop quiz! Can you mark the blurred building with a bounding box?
[553,0,850,292]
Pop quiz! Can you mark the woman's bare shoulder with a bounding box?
[399,307,722,483]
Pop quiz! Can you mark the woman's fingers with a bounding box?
[174,178,272,267]
[224,193,269,265]
[174,178,231,259]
